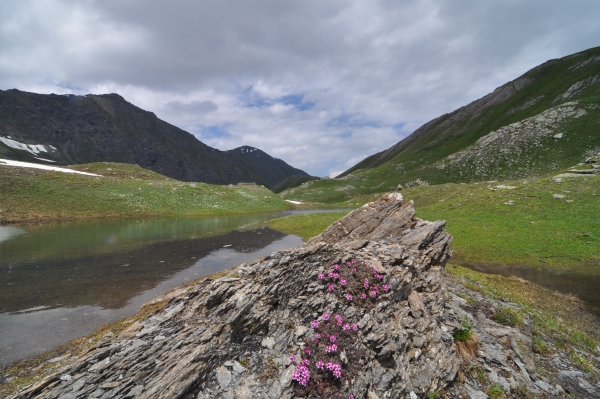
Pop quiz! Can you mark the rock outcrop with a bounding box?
[12,194,459,399]
[10,194,600,398]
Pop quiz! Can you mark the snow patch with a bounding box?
[285,200,303,205]
[0,159,102,176]
[0,136,57,156]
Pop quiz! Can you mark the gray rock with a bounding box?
[552,194,566,199]
[216,365,232,388]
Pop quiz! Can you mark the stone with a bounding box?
[232,361,246,374]
[552,194,566,199]
[261,337,275,349]
[553,133,563,139]
[216,366,232,388]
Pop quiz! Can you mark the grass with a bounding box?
[0,162,290,224]
[267,211,350,240]
[447,265,599,362]
[492,306,524,327]
[283,175,600,270]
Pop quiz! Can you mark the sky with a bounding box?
[1,1,599,177]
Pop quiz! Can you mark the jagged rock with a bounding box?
[10,193,599,399]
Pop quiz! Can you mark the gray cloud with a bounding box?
[1,0,599,176]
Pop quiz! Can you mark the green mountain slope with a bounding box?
[226,146,309,188]
[286,46,600,203]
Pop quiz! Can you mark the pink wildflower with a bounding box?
[316,360,324,369]
[333,264,340,271]
[364,278,369,289]
[305,347,311,356]
[343,324,351,330]
[369,291,377,298]
[318,273,325,280]
[352,323,358,331]
[328,334,336,343]
[360,293,367,299]
[326,344,338,353]
[328,272,335,278]
[311,319,319,329]
[334,314,343,326]
[349,396,355,399]
[352,259,357,264]
[346,294,353,301]
[325,362,342,378]
[383,284,390,291]
[340,279,347,286]
[292,363,311,386]
[327,284,335,291]
[352,268,357,274]
[316,333,321,339]
[346,261,351,266]
[290,354,296,363]
[322,313,330,321]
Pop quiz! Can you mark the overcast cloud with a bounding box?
[1,1,599,177]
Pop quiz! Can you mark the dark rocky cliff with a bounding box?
[0,90,267,185]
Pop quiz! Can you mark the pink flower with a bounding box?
[369,291,377,298]
[322,313,330,321]
[383,284,390,291]
[349,395,355,399]
[328,272,335,278]
[340,279,347,286]
[360,293,367,299]
[343,324,351,330]
[326,344,338,353]
[327,284,335,291]
[352,323,358,331]
[334,314,343,326]
[316,333,321,339]
[364,278,369,289]
[334,264,340,271]
[311,319,319,329]
[352,259,357,264]
[328,334,336,343]
[290,354,296,362]
[325,362,342,378]
[346,294,353,301]
[352,268,357,274]
[292,363,311,386]
[318,273,325,280]
[316,360,324,369]
[305,347,311,356]
[346,261,351,266]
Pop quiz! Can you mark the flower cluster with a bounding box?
[318,259,392,307]
[290,312,365,398]
[292,359,311,386]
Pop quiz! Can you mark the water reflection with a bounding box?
[0,212,318,366]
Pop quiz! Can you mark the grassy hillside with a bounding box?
[287,47,600,203]
[273,175,599,270]
[0,162,290,224]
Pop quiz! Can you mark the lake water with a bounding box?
[0,210,341,366]
[461,262,600,318]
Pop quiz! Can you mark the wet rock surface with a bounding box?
[9,194,599,398]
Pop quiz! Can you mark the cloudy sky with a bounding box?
[1,1,599,177]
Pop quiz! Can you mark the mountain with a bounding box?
[337,46,600,186]
[278,46,600,204]
[226,145,310,188]
[272,174,321,194]
[0,90,267,185]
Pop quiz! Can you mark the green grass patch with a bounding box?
[268,211,350,240]
[0,162,290,224]
[492,306,524,327]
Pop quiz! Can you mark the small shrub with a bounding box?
[425,390,440,399]
[453,319,480,359]
[532,336,550,355]
[493,306,523,327]
[488,383,506,399]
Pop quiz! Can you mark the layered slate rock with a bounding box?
[13,194,460,399]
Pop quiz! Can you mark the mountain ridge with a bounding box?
[226,145,310,188]
[0,90,267,186]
